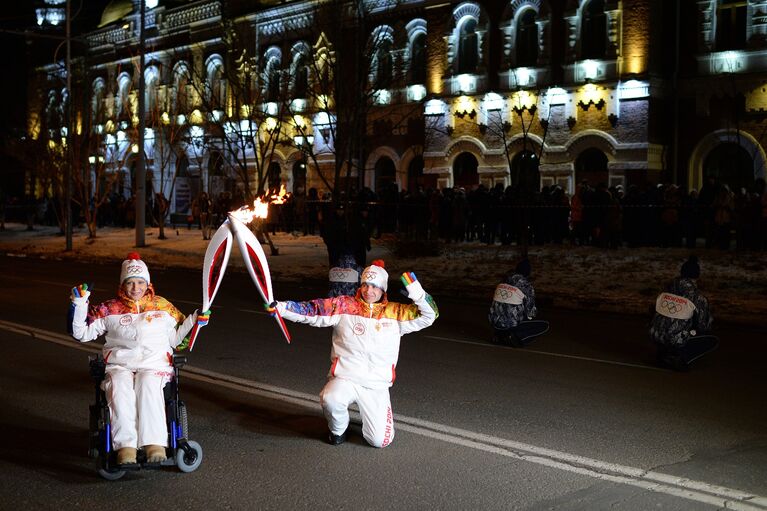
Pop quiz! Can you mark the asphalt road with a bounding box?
[0,255,765,510]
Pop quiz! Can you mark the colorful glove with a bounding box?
[265,301,278,317]
[400,272,418,287]
[401,272,425,301]
[70,283,91,303]
[197,309,211,327]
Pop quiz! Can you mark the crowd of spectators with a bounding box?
[5,177,767,251]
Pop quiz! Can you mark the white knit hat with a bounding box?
[361,259,388,291]
[120,252,151,284]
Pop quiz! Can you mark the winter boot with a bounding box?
[117,447,137,465]
[144,445,167,463]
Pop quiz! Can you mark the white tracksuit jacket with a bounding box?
[276,280,438,389]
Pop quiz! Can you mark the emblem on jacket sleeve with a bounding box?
[353,322,366,335]
[120,315,133,326]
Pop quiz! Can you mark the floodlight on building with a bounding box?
[190,109,204,125]
[581,60,599,81]
[424,99,445,116]
[515,67,531,87]
[264,117,278,132]
[407,84,427,102]
[374,89,391,105]
[177,114,186,125]
[618,80,649,100]
[131,143,139,153]
[483,92,504,111]
[546,87,568,105]
[456,74,476,94]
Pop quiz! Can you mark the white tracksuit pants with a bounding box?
[319,377,394,448]
[103,366,170,450]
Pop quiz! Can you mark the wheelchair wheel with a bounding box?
[176,440,203,473]
[97,463,126,481]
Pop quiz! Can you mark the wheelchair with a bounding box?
[88,354,203,480]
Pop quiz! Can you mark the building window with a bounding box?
[516,9,538,67]
[266,58,281,103]
[410,32,426,84]
[374,40,393,89]
[206,57,224,109]
[173,64,190,113]
[91,79,105,125]
[581,0,607,59]
[293,54,309,99]
[458,17,479,74]
[716,1,747,51]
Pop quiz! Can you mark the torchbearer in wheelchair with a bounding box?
[68,252,208,474]
[649,255,718,371]
[488,258,550,347]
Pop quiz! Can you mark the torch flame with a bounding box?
[229,185,290,224]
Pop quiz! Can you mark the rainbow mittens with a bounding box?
[71,283,91,302]
[197,310,211,327]
[265,301,278,317]
[400,272,418,287]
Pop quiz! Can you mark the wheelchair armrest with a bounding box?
[88,355,106,382]
[172,355,188,368]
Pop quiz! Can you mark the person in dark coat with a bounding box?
[649,256,718,371]
[488,258,549,347]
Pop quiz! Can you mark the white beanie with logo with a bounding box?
[120,252,151,284]
[361,259,388,291]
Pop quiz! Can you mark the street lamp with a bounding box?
[136,0,157,247]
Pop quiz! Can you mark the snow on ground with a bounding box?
[1,222,765,326]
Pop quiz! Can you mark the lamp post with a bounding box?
[135,0,157,247]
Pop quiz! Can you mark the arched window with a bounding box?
[704,143,754,192]
[206,56,224,109]
[116,74,132,121]
[374,40,393,89]
[716,0,747,51]
[370,27,394,90]
[375,157,397,192]
[410,32,427,84]
[91,79,106,125]
[293,53,309,99]
[173,63,190,113]
[511,150,540,191]
[581,0,607,59]
[575,147,608,187]
[145,66,160,114]
[45,89,59,128]
[265,59,281,103]
[516,9,538,67]
[453,152,479,187]
[458,18,478,74]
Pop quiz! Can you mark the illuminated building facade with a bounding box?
[26,0,767,216]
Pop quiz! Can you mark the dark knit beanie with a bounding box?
[680,255,700,279]
[515,258,531,278]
